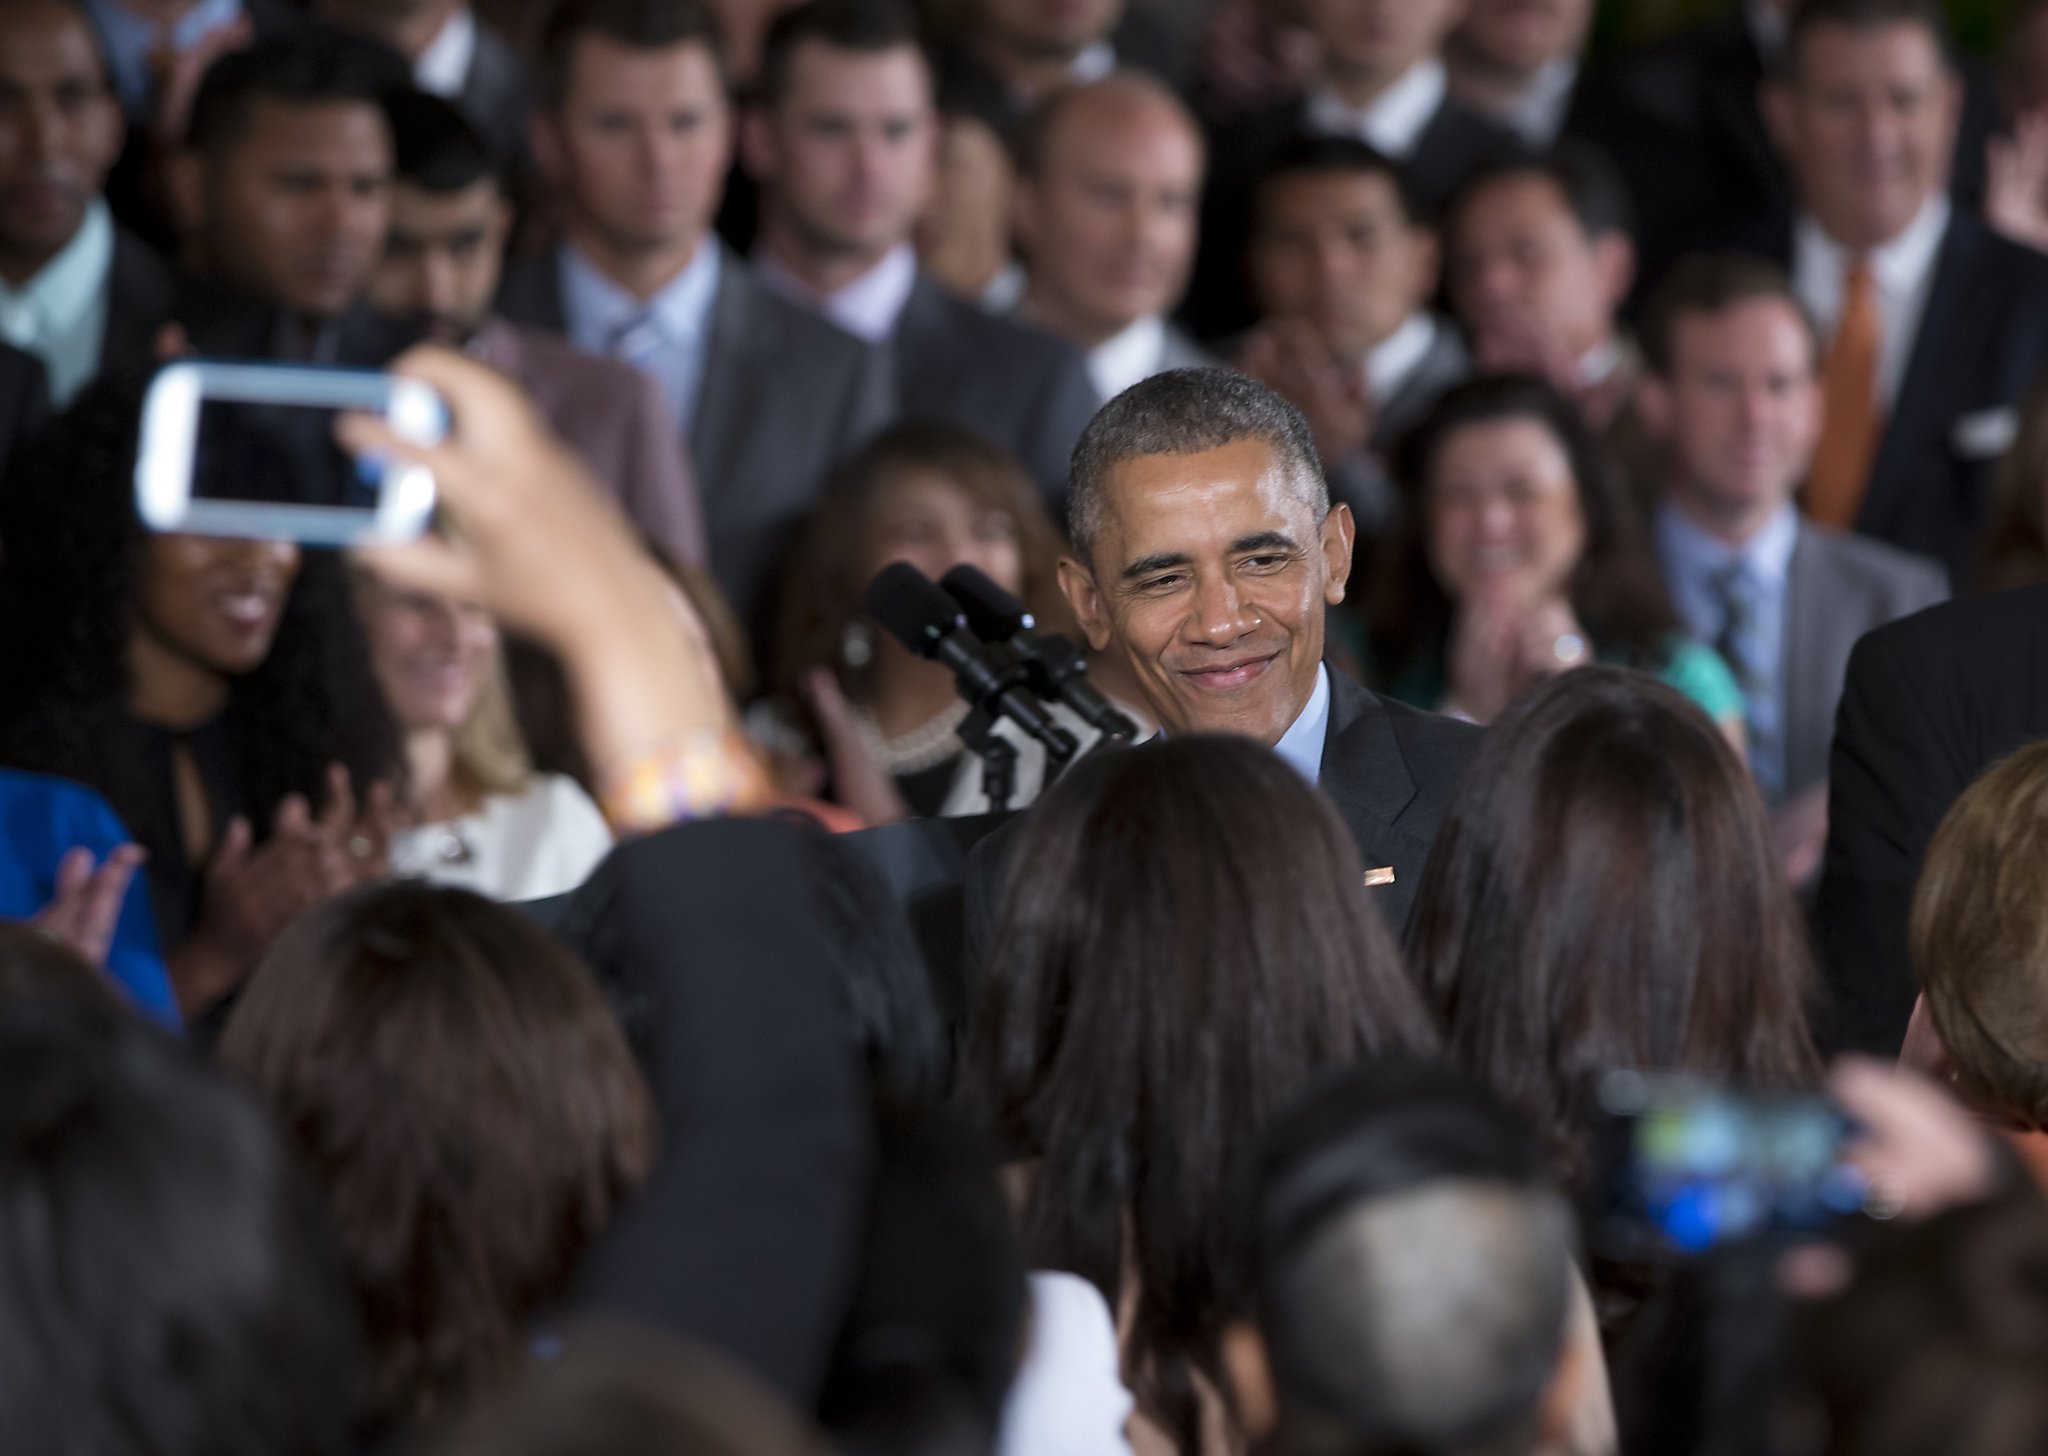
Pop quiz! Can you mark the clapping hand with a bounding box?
[32,844,146,967]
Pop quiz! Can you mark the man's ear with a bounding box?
[739,104,779,185]
[1635,373,1673,439]
[1058,554,1113,651]
[164,150,207,257]
[1593,231,1635,317]
[1222,1321,1279,1443]
[1760,78,1796,162]
[1321,502,1357,606]
[1012,174,1042,256]
[529,110,564,186]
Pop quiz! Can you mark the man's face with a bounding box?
[1646,297,1823,519]
[0,1,122,268]
[1446,172,1626,365]
[1060,437,1354,745]
[1300,0,1469,89]
[748,42,934,263]
[1454,0,1593,79]
[1765,21,1960,252]
[1251,169,1435,362]
[537,37,731,257]
[973,0,1124,61]
[366,178,510,343]
[1021,90,1202,337]
[198,98,391,319]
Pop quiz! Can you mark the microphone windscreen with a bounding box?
[941,564,1031,641]
[863,562,965,658]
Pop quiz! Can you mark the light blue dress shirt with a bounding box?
[1272,663,1332,784]
[1655,501,1798,800]
[0,199,113,406]
[558,239,721,439]
[83,0,243,119]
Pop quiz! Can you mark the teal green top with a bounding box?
[1383,633,1745,724]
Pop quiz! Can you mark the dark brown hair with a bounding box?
[772,422,1072,705]
[1910,741,2048,1130]
[1778,1191,2048,1456]
[1371,374,1682,682]
[1973,368,2048,591]
[1406,667,1819,1184]
[963,735,1440,1454]
[1639,252,1821,377]
[538,0,727,110]
[0,923,123,1011]
[218,883,656,1428]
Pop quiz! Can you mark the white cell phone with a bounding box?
[135,361,446,545]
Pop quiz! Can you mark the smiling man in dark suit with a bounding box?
[1737,0,2048,577]
[965,367,1481,955]
[743,0,1099,503]
[0,0,174,403]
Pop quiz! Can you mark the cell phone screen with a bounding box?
[191,396,381,512]
[1592,1071,1867,1258]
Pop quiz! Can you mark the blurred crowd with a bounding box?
[9,0,2048,1453]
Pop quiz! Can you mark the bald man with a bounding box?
[1015,72,1216,404]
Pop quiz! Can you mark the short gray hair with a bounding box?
[1066,368,1328,566]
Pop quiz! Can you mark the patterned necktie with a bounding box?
[605,310,665,371]
[1806,258,1884,528]
[1709,558,1779,797]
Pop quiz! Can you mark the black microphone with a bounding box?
[863,562,1080,763]
[941,564,1140,742]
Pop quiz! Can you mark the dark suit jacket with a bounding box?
[98,226,177,386]
[1730,210,2048,575]
[551,817,871,1406]
[457,18,531,168]
[961,666,1483,986]
[170,273,419,365]
[891,275,1099,502]
[1569,13,2002,296]
[469,316,708,564]
[1187,92,1515,342]
[1814,586,2048,1055]
[496,245,895,642]
[0,344,49,484]
[1779,522,1949,799]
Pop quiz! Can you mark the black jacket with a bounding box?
[961,666,1483,981]
[1814,586,2048,1054]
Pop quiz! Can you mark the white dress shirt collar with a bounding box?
[1792,193,1950,404]
[1069,39,1116,85]
[561,235,722,347]
[754,242,918,344]
[413,6,477,97]
[1305,58,1447,160]
[1086,314,1167,402]
[1364,312,1437,403]
[0,197,113,406]
[1497,57,1579,147]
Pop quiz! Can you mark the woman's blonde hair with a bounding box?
[450,646,534,800]
[1910,740,2048,1130]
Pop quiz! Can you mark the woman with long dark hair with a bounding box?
[1371,374,1743,737]
[964,734,1438,1456]
[1407,667,1818,1186]
[0,383,401,1014]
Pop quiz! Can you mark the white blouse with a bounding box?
[391,774,615,902]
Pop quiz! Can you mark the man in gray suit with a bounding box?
[367,91,705,566]
[742,0,1099,502]
[1011,70,1217,405]
[1639,253,1947,883]
[497,0,891,645]
[1238,136,1468,536]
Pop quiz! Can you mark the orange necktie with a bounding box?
[1806,259,1884,529]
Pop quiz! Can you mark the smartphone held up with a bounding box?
[136,361,446,545]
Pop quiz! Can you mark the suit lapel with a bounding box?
[1317,669,1433,929]
[691,247,759,495]
[497,251,568,332]
[1780,524,1831,797]
[100,229,174,378]
[1863,214,1971,535]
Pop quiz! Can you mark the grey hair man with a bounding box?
[1224,1060,1610,1456]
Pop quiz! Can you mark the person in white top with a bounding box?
[355,572,613,901]
[1013,71,1214,404]
[1444,0,1594,147]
